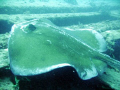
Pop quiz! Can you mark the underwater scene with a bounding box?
[0,0,120,90]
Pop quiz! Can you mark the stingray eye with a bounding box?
[28,24,36,31]
[23,24,36,33]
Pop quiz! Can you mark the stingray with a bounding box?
[8,19,120,80]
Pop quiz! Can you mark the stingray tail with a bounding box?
[97,52,120,71]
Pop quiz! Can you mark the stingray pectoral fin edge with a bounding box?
[10,62,98,80]
[10,63,71,76]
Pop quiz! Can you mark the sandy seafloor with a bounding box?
[0,0,120,90]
